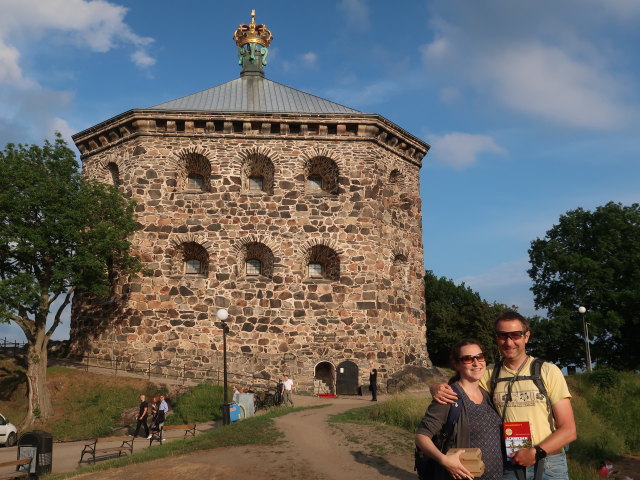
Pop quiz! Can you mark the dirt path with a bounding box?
[66,394,418,480]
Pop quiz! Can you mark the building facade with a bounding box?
[70,13,431,393]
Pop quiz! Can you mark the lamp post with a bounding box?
[578,306,592,372]
[216,308,231,425]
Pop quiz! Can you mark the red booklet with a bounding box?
[503,422,533,459]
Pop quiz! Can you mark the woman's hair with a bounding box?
[448,338,484,384]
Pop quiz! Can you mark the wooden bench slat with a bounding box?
[0,457,32,480]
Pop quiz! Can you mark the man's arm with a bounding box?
[139,406,148,420]
[510,398,577,467]
[429,383,458,405]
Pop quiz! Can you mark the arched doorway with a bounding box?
[336,360,359,395]
[314,361,335,395]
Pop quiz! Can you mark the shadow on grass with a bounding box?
[350,450,415,480]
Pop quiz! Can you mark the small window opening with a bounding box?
[188,174,204,190]
[307,174,323,191]
[249,176,264,191]
[246,258,262,276]
[185,259,202,275]
[308,263,324,278]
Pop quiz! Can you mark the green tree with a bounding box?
[424,270,511,366]
[528,202,640,370]
[0,134,142,428]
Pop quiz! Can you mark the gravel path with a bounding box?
[25,393,419,480]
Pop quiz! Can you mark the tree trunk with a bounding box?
[19,328,53,430]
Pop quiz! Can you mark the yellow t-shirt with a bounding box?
[479,356,571,445]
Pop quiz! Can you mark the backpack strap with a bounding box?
[489,359,504,399]
[444,383,463,437]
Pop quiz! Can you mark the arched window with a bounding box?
[246,258,262,276]
[107,162,121,186]
[238,242,274,279]
[241,154,274,194]
[306,245,340,281]
[389,169,402,184]
[182,242,209,276]
[304,157,339,195]
[179,151,211,192]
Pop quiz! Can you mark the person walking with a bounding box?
[133,394,149,438]
[281,374,294,407]
[369,366,378,401]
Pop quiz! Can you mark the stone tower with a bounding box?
[70,12,431,393]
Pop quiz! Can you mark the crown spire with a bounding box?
[233,10,273,77]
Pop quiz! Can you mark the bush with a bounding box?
[168,383,224,424]
[587,369,621,391]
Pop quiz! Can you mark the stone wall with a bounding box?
[70,112,430,393]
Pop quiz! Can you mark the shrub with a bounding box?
[168,383,224,424]
[587,369,621,391]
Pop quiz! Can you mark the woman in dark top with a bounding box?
[369,367,378,401]
[416,339,503,480]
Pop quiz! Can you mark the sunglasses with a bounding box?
[495,330,527,340]
[458,353,486,364]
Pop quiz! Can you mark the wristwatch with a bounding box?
[534,446,547,461]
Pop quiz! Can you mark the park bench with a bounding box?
[149,424,196,446]
[79,435,134,464]
[0,458,32,480]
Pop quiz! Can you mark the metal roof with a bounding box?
[149,75,361,114]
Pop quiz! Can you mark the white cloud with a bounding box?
[131,50,156,68]
[459,257,531,291]
[429,132,507,169]
[420,38,451,61]
[485,43,630,129]
[0,0,155,87]
[338,0,371,31]
[281,51,319,73]
[438,86,460,103]
[0,39,32,87]
[0,0,154,143]
[325,79,399,108]
[421,1,637,130]
[300,52,318,69]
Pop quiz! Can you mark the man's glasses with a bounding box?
[495,330,526,341]
[458,353,486,364]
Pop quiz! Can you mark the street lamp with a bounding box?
[578,306,592,372]
[216,308,231,425]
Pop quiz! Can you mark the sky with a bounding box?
[1,0,639,342]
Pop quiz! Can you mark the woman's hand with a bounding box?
[440,449,474,480]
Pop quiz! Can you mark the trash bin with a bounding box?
[17,430,53,477]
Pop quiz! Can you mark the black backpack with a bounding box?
[489,357,555,430]
[415,383,463,480]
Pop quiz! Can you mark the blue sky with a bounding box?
[1,0,639,342]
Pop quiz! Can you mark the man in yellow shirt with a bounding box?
[430,311,576,480]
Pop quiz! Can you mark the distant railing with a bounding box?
[56,353,279,392]
[0,337,26,355]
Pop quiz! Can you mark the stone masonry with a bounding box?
[70,107,431,394]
